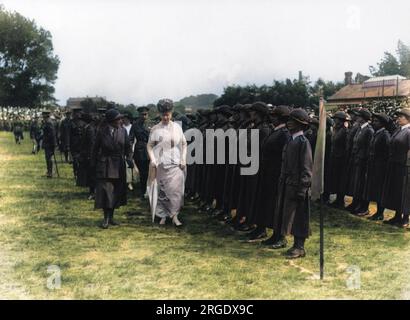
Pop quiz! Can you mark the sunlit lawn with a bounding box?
[0,131,410,299]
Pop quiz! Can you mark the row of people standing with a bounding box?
[185,103,410,259]
[185,103,313,259]
[326,107,410,228]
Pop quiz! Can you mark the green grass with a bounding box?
[1,131,410,299]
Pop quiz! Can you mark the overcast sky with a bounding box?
[2,0,410,106]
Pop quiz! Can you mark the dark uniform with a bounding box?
[328,112,348,207]
[80,113,98,197]
[273,109,313,258]
[30,118,42,154]
[59,112,71,162]
[348,109,374,215]
[251,107,291,237]
[12,119,24,144]
[91,109,133,228]
[235,103,271,231]
[41,111,57,178]
[69,108,87,185]
[129,107,151,198]
[382,109,410,226]
[364,114,390,220]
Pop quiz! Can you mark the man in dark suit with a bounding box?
[91,109,133,229]
[59,110,71,162]
[69,106,87,184]
[272,108,313,259]
[129,106,151,199]
[41,110,57,178]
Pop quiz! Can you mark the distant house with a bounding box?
[327,74,410,108]
[66,96,106,108]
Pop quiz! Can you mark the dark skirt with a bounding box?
[95,178,127,210]
[327,156,346,193]
[351,161,367,199]
[381,162,410,212]
[251,169,280,228]
[364,160,387,202]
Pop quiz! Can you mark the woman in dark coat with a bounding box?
[91,109,133,229]
[235,102,271,232]
[328,111,348,208]
[364,113,390,220]
[348,109,374,215]
[272,108,313,259]
[382,108,410,227]
[247,106,291,243]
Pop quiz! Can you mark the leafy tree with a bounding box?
[0,6,60,107]
[369,40,410,77]
[369,52,401,77]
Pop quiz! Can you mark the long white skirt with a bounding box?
[147,164,186,221]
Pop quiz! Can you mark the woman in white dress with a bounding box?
[147,99,187,226]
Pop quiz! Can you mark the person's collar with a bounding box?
[361,122,369,129]
[292,130,304,140]
[274,123,286,131]
[376,127,385,134]
[401,123,410,130]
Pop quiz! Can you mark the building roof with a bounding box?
[364,75,406,83]
[328,79,410,102]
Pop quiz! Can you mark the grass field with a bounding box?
[1,131,410,299]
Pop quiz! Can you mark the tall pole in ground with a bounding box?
[311,91,326,280]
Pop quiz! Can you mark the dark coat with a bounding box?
[364,128,390,202]
[381,127,410,213]
[42,119,56,149]
[350,124,374,198]
[251,126,291,228]
[236,121,271,222]
[91,125,133,209]
[342,122,360,195]
[129,118,150,162]
[59,117,71,150]
[69,118,87,155]
[78,122,98,188]
[328,126,347,193]
[274,134,313,238]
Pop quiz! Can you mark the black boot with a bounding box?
[101,210,109,229]
[245,226,267,242]
[271,235,288,249]
[285,237,306,259]
[109,209,119,226]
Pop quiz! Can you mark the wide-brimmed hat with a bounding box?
[396,108,410,118]
[332,111,348,121]
[105,109,123,122]
[271,105,291,119]
[372,112,390,125]
[216,105,234,117]
[358,108,372,121]
[289,108,310,125]
[250,101,269,115]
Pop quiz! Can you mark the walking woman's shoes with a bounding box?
[172,215,183,227]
